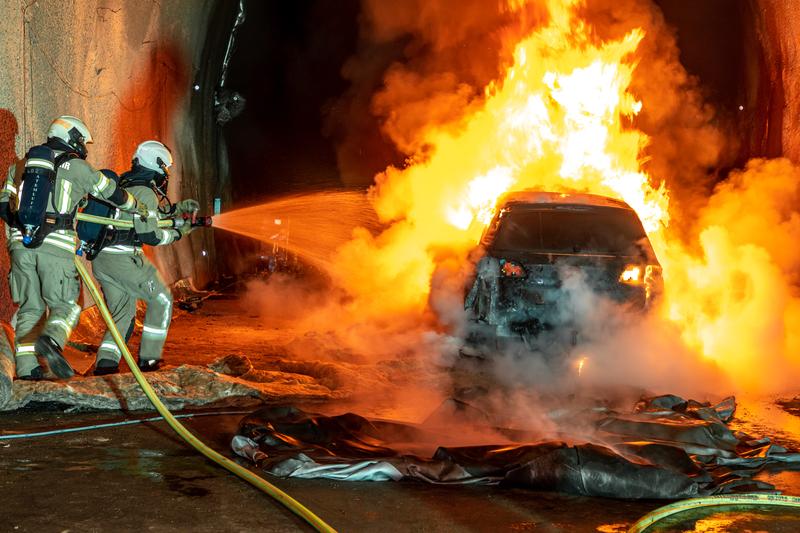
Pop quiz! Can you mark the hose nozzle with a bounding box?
[192,215,213,228]
[173,214,213,228]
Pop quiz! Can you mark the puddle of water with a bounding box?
[647,507,800,533]
[86,447,215,497]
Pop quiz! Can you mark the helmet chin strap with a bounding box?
[47,137,84,159]
[154,158,173,214]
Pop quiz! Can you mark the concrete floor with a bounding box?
[2,409,800,532]
[3,297,800,531]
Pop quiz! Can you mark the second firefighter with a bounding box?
[85,141,199,375]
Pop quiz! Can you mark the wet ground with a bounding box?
[64,294,299,375]
[0,409,650,532]
[3,408,800,532]
[3,297,800,531]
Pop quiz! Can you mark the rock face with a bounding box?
[0,0,228,317]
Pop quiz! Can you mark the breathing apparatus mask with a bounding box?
[130,140,174,214]
[46,127,88,160]
[154,159,173,216]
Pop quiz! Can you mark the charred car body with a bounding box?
[464,191,662,351]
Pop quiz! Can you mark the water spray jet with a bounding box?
[210,190,378,270]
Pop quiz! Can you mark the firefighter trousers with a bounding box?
[9,247,82,377]
[92,251,173,365]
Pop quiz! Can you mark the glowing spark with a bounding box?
[577,356,587,377]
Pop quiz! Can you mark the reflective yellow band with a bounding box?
[42,238,77,253]
[49,319,72,336]
[15,344,36,355]
[66,303,81,328]
[158,231,175,245]
[58,180,73,213]
[93,174,111,195]
[99,341,121,354]
[142,325,168,337]
[44,234,77,244]
[120,194,136,211]
[46,231,77,241]
[101,245,136,254]
[27,158,54,170]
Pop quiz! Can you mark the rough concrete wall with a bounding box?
[750,0,800,161]
[0,0,218,320]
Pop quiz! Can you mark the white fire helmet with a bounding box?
[133,140,173,175]
[47,115,93,158]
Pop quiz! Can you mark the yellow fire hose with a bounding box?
[628,493,800,532]
[73,256,336,533]
[76,212,176,229]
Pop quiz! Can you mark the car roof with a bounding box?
[498,191,633,210]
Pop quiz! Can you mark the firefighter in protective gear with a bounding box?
[0,115,144,380]
[91,140,198,375]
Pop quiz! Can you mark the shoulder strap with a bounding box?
[54,151,78,168]
[51,150,79,215]
[12,159,25,185]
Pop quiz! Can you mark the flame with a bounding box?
[329,0,800,394]
[620,265,642,284]
[427,0,669,239]
[446,167,514,229]
[352,0,669,313]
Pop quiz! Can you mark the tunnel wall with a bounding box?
[0,0,222,321]
[750,0,800,162]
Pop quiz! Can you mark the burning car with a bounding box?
[464,191,662,351]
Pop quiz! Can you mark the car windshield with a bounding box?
[489,205,649,255]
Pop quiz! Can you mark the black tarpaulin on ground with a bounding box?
[232,395,800,499]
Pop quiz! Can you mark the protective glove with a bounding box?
[176,223,195,240]
[175,199,200,217]
[136,198,150,221]
[0,201,12,225]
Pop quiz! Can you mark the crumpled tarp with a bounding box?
[232,395,800,499]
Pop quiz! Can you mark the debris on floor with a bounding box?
[1,355,338,411]
[172,278,218,313]
[778,397,800,418]
[232,395,800,499]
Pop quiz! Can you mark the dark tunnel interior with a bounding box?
[655,0,781,166]
[214,0,773,216]
[222,0,365,203]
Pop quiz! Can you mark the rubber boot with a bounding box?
[15,354,42,380]
[18,365,44,381]
[94,359,119,376]
[138,359,163,372]
[35,336,75,379]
